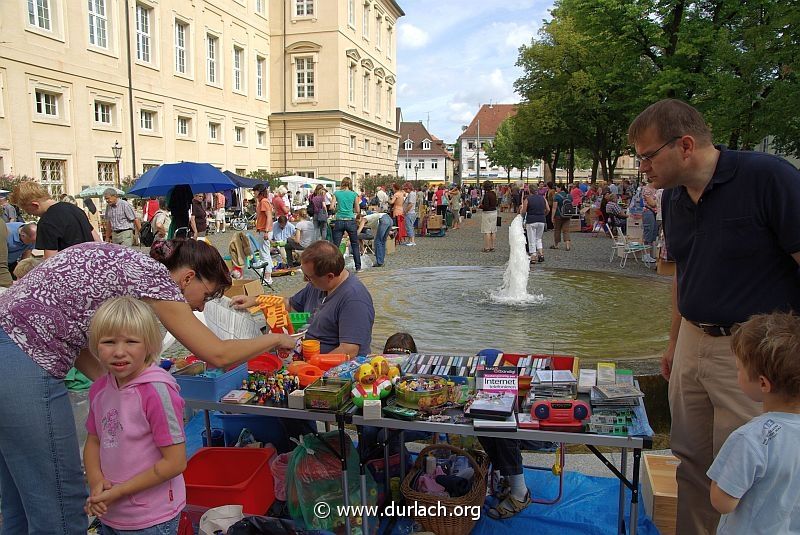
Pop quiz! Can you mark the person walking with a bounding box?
[550,184,572,251]
[478,180,498,252]
[628,98,800,535]
[520,189,548,264]
[402,182,417,245]
[310,185,329,241]
[330,177,362,272]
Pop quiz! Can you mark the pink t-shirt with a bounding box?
[570,187,583,206]
[0,242,185,378]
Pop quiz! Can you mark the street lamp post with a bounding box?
[475,119,480,187]
[394,161,399,181]
[414,164,419,182]
[111,140,122,188]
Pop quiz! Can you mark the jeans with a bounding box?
[314,218,327,241]
[374,214,393,266]
[0,329,88,535]
[331,219,361,270]
[642,208,657,244]
[404,212,417,239]
[101,514,180,535]
[284,237,304,267]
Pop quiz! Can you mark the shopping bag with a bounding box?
[199,505,244,535]
[496,216,502,227]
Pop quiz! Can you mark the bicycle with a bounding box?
[230,209,255,231]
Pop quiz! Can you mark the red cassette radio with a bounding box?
[531,399,591,432]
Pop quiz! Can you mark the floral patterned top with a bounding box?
[0,242,184,379]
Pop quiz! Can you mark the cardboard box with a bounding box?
[224,279,265,298]
[568,217,581,232]
[657,259,676,277]
[386,235,396,255]
[427,215,443,229]
[642,454,679,535]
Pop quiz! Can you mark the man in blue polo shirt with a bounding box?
[628,99,800,535]
[288,240,374,356]
[6,222,36,276]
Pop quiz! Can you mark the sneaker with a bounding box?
[642,254,656,263]
[355,268,364,273]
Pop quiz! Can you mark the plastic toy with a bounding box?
[351,363,392,408]
[249,295,293,334]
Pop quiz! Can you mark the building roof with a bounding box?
[460,104,517,139]
[398,121,450,158]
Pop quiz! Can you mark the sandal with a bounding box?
[482,248,490,253]
[549,245,559,250]
[487,490,532,519]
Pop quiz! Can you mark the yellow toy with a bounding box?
[370,356,390,377]
[352,363,392,408]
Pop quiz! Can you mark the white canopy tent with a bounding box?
[280,175,337,194]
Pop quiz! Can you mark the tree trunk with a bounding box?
[591,157,599,183]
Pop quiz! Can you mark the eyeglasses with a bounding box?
[637,136,680,164]
[197,277,219,303]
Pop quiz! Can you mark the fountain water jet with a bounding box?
[489,215,545,305]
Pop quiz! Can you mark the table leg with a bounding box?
[399,430,406,483]
[618,448,628,535]
[203,410,212,447]
[337,415,352,535]
[629,449,641,535]
[357,426,369,535]
[383,428,391,502]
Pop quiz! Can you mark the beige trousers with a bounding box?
[669,319,761,535]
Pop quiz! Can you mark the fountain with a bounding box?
[489,215,545,305]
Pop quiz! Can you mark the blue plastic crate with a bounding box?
[176,364,248,402]
[215,413,294,452]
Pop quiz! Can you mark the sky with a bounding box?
[395,0,554,143]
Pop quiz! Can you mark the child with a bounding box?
[707,312,800,534]
[84,297,187,534]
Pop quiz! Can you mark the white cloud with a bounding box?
[398,24,430,49]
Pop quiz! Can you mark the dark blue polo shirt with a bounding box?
[289,273,375,354]
[663,147,800,325]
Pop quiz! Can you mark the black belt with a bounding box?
[689,321,738,337]
[112,229,133,233]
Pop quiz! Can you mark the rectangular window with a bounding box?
[468,141,475,150]
[177,116,189,136]
[40,159,66,197]
[364,138,370,152]
[376,142,382,155]
[255,0,264,15]
[376,15,382,49]
[175,21,187,74]
[350,135,356,150]
[375,82,381,117]
[233,46,243,91]
[94,102,111,124]
[387,28,392,58]
[431,159,438,170]
[140,109,154,130]
[207,34,218,84]
[295,57,314,99]
[405,159,411,169]
[28,0,51,30]
[35,91,58,116]
[362,3,369,39]
[467,160,475,170]
[235,126,245,143]
[97,162,116,185]
[348,63,356,104]
[418,159,425,170]
[348,0,355,26]
[208,122,219,140]
[88,0,108,48]
[135,4,151,63]
[256,56,265,97]
[296,133,314,148]
[296,0,313,16]
[257,130,266,146]
[362,73,369,111]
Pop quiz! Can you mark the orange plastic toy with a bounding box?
[249,295,293,334]
[306,353,349,371]
[297,365,324,387]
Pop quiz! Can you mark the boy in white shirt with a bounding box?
[707,312,800,534]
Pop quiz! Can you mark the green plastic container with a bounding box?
[289,312,311,331]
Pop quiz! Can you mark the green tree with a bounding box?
[247,169,294,190]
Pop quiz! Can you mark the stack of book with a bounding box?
[530,369,577,399]
[467,367,518,431]
[590,383,644,411]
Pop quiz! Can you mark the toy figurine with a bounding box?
[370,356,390,377]
[352,363,392,408]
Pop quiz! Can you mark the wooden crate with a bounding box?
[641,454,679,535]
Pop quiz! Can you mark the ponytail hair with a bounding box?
[150,239,232,297]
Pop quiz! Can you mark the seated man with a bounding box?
[6,222,36,277]
[604,194,628,235]
[271,215,303,268]
[232,240,374,357]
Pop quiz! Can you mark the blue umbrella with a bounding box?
[128,162,237,197]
